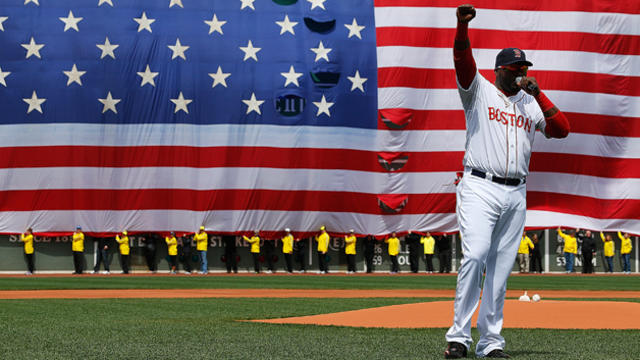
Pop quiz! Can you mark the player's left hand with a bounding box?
[517,76,540,96]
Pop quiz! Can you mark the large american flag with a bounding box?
[0,0,637,236]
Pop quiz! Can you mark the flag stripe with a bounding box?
[527,192,640,220]
[376,27,640,55]
[374,0,640,14]
[378,68,640,97]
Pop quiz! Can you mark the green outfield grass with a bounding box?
[0,274,638,291]
[1,275,638,359]
[0,297,638,360]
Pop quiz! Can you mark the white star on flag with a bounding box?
[23,91,46,114]
[281,65,303,87]
[21,37,44,59]
[63,64,86,86]
[208,66,231,88]
[97,37,119,59]
[137,65,159,87]
[240,0,255,10]
[24,0,39,5]
[313,95,334,117]
[242,93,264,115]
[98,92,121,114]
[0,17,8,31]
[170,92,193,114]
[98,0,113,6]
[310,41,331,62]
[0,67,10,87]
[345,18,365,39]
[276,15,298,35]
[168,38,189,60]
[239,40,261,62]
[204,14,226,35]
[347,70,367,92]
[59,11,83,32]
[307,0,326,10]
[169,0,183,8]
[134,12,155,33]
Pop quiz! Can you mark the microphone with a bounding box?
[515,76,536,92]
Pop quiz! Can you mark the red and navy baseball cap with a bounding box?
[495,48,533,68]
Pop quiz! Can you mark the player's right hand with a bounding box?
[457,4,476,23]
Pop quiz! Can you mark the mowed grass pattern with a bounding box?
[0,276,638,359]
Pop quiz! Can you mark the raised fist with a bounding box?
[457,4,476,23]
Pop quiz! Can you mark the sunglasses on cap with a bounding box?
[498,64,528,73]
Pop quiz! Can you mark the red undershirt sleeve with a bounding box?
[535,91,570,138]
[453,22,476,90]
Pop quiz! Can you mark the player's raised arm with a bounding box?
[453,4,477,89]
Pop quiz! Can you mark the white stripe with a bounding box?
[374,7,640,36]
[0,210,459,235]
[0,167,460,194]
[378,87,640,118]
[376,47,640,77]
[526,210,640,234]
[0,123,466,152]
[0,124,637,158]
[527,172,640,200]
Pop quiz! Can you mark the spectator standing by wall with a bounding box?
[72,226,85,274]
[194,226,208,274]
[406,231,421,273]
[293,237,307,273]
[263,237,276,273]
[385,232,400,274]
[619,231,633,274]
[363,235,376,273]
[436,235,451,273]
[93,236,111,274]
[223,235,237,274]
[517,232,534,273]
[180,234,193,274]
[421,232,435,273]
[282,229,294,273]
[558,228,577,273]
[243,231,261,274]
[529,233,543,273]
[20,227,35,275]
[115,231,130,274]
[578,230,596,274]
[165,232,178,274]
[143,233,158,273]
[315,226,330,274]
[344,229,357,274]
[600,232,615,273]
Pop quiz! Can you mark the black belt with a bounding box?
[470,169,525,186]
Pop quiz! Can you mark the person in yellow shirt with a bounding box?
[420,232,435,273]
[165,232,178,274]
[115,230,130,274]
[517,232,535,273]
[344,229,357,274]
[20,227,35,275]
[194,226,208,274]
[618,231,633,274]
[72,226,85,274]
[600,232,615,273]
[315,226,330,274]
[558,227,577,273]
[385,232,400,274]
[243,231,261,273]
[282,228,294,273]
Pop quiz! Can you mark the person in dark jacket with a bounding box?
[436,235,451,273]
[143,233,159,273]
[406,231,421,273]
[529,233,543,273]
[93,236,111,274]
[578,229,596,274]
[223,235,238,274]
[179,234,193,274]
[363,235,376,273]
[263,238,276,273]
[293,237,307,273]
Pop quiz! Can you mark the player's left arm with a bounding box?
[518,77,570,139]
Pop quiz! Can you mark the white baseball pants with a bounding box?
[445,173,526,357]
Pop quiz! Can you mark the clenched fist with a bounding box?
[457,4,476,23]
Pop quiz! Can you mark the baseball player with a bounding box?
[444,4,570,359]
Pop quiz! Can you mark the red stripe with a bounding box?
[374,0,640,14]
[376,28,640,56]
[530,154,640,178]
[527,192,640,219]
[0,189,456,215]
[0,146,464,172]
[378,68,640,97]
[377,108,640,138]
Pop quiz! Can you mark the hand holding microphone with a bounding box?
[515,76,540,96]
